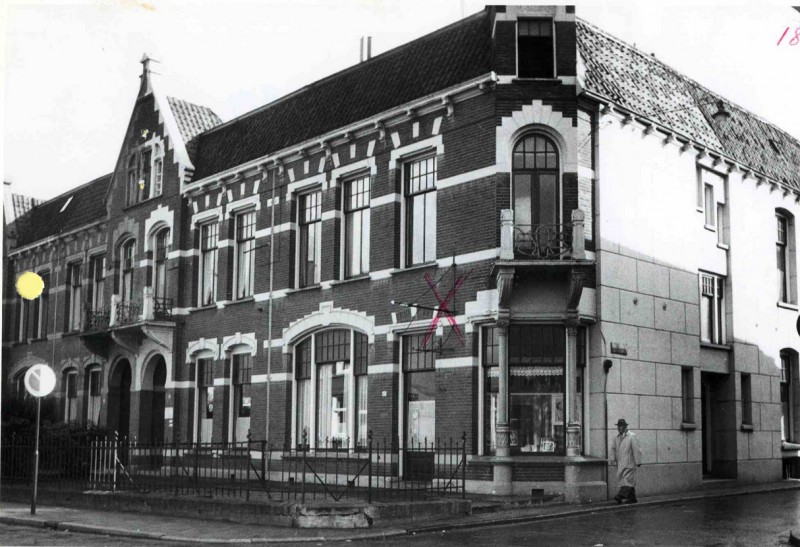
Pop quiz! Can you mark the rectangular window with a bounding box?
[704,184,715,227]
[68,262,82,331]
[36,272,49,338]
[199,222,219,306]
[344,176,371,278]
[717,203,726,246]
[700,273,725,344]
[778,214,790,303]
[233,354,252,419]
[17,297,28,342]
[139,148,152,202]
[781,354,793,441]
[404,156,437,267]
[681,367,694,424]
[88,369,102,426]
[354,332,369,448]
[199,359,214,420]
[153,157,163,196]
[483,326,500,454]
[127,154,138,207]
[235,211,256,299]
[299,191,322,287]
[121,242,135,305]
[90,256,106,311]
[154,232,168,300]
[403,333,437,446]
[296,340,312,446]
[741,373,753,426]
[64,371,78,423]
[518,19,554,79]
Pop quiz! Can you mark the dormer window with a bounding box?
[125,141,164,206]
[518,19,554,79]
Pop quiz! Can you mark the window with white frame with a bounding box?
[517,19,554,79]
[196,358,214,443]
[681,367,695,424]
[126,144,163,206]
[35,271,49,339]
[120,240,135,305]
[698,168,725,229]
[199,222,219,306]
[404,156,437,267]
[87,367,102,426]
[89,255,105,312]
[232,353,252,443]
[704,184,715,227]
[700,273,725,344]
[343,175,370,278]
[776,211,797,304]
[298,191,322,288]
[294,329,368,449]
[63,369,78,423]
[153,144,164,197]
[153,229,169,300]
[67,262,83,331]
[780,351,796,442]
[235,211,256,299]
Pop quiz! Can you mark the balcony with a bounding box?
[500,209,588,264]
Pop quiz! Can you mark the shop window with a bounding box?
[403,333,436,446]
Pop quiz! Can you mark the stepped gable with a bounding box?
[190,8,493,180]
[13,174,111,248]
[577,18,800,190]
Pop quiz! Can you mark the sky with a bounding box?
[1,1,799,203]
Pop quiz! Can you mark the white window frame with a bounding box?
[87,366,102,426]
[699,272,725,345]
[68,261,83,332]
[63,369,79,423]
[296,190,322,288]
[516,18,556,79]
[233,210,256,299]
[341,173,371,279]
[402,153,438,269]
[198,222,219,306]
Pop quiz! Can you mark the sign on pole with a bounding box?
[24,364,56,398]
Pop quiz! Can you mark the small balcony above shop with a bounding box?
[498,209,592,266]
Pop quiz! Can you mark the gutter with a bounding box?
[8,220,106,258]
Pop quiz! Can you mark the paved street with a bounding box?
[370,489,800,547]
[0,523,167,546]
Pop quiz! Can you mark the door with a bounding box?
[406,370,436,446]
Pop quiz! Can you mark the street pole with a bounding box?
[31,396,41,515]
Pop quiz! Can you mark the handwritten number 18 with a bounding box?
[778,27,800,46]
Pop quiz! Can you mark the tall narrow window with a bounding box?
[700,273,725,344]
[154,229,169,300]
[781,352,794,442]
[197,358,214,443]
[405,156,437,266]
[741,373,753,426]
[36,272,49,338]
[153,145,163,197]
[518,19,554,78]
[483,326,500,454]
[139,148,152,202]
[127,154,138,207]
[513,135,560,258]
[90,256,105,311]
[64,370,78,423]
[199,222,219,306]
[295,338,312,446]
[87,368,102,426]
[704,184,715,227]
[235,211,256,299]
[299,191,322,287]
[120,241,135,305]
[67,262,82,331]
[682,367,695,424]
[354,332,369,448]
[232,354,252,442]
[403,332,437,446]
[315,330,350,447]
[778,214,790,303]
[717,203,726,246]
[344,176,371,278]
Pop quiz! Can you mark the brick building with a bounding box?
[3,6,799,500]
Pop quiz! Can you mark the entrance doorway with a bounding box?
[109,359,132,441]
[150,357,166,444]
[701,372,735,478]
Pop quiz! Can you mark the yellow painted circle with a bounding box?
[16,271,44,300]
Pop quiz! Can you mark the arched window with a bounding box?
[153,228,169,301]
[512,134,561,258]
[295,329,369,449]
[85,366,102,426]
[120,239,136,305]
[63,368,79,424]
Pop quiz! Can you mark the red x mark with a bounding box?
[422,271,470,347]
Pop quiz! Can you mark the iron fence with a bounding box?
[0,431,466,503]
[153,297,173,321]
[514,223,573,259]
[84,307,110,331]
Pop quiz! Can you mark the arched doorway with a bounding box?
[141,355,167,444]
[108,359,132,441]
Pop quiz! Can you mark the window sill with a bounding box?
[330,275,371,287]
[391,262,438,276]
[62,330,82,338]
[777,301,799,311]
[740,424,754,432]
[681,422,697,431]
[700,342,731,351]
[226,297,255,308]
[716,243,729,251]
[122,195,162,212]
[704,224,717,232]
[782,441,800,451]
[193,304,218,312]
[289,284,322,294]
[512,77,561,83]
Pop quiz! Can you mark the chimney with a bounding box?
[360,36,373,62]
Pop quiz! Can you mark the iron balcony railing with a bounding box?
[116,302,141,326]
[513,223,573,259]
[153,297,173,321]
[84,306,110,331]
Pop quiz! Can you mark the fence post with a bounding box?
[261,440,267,487]
[112,432,119,492]
[246,429,252,502]
[368,430,373,504]
[461,431,466,499]
[301,428,308,504]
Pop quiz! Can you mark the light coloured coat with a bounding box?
[612,429,643,487]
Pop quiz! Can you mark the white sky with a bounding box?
[2,1,799,202]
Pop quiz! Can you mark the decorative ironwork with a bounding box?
[117,302,141,326]
[84,307,110,331]
[154,297,173,321]
[513,223,573,259]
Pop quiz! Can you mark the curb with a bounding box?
[2,483,799,543]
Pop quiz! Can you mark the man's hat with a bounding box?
[615,418,628,427]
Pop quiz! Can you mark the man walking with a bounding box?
[610,418,642,503]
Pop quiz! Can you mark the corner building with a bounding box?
[4,6,799,501]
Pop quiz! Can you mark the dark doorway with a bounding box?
[701,372,735,478]
[150,357,166,444]
[109,359,132,441]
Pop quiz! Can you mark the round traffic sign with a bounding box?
[24,364,56,398]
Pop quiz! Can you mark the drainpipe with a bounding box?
[603,358,613,501]
[264,166,277,447]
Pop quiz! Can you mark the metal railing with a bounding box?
[116,302,141,326]
[153,297,173,321]
[0,431,467,503]
[513,223,573,259]
[84,307,110,331]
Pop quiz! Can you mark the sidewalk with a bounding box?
[1,480,799,544]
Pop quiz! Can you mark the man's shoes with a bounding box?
[623,498,638,504]
[614,495,622,504]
